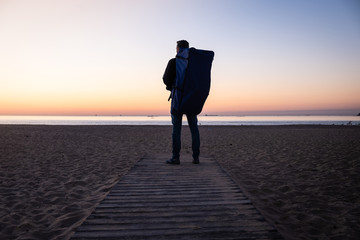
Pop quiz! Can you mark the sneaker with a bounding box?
[166,158,180,165]
[193,158,199,164]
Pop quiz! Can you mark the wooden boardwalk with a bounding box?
[72,155,282,239]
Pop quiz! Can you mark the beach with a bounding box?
[0,125,359,239]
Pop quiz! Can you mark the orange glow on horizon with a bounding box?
[1,92,359,116]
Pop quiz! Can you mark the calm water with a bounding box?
[0,115,359,126]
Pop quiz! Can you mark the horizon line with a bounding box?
[1,108,359,117]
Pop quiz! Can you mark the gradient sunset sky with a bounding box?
[1,0,359,116]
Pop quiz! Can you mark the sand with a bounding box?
[0,125,359,239]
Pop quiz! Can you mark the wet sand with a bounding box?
[0,125,359,239]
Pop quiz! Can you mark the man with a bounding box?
[163,40,200,165]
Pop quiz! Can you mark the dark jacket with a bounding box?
[163,58,176,91]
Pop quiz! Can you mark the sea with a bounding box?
[0,115,359,126]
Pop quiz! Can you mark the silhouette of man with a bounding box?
[163,40,200,165]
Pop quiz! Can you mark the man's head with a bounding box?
[176,40,189,53]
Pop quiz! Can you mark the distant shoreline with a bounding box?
[0,115,359,126]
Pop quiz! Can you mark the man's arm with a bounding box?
[163,58,176,91]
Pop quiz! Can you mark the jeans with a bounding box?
[171,114,200,159]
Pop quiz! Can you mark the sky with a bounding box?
[0,0,359,116]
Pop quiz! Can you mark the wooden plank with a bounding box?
[71,155,282,239]
[104,192,246,199]
[73,228,281,240]
[86,210,262,221]
[91,204,257,214]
